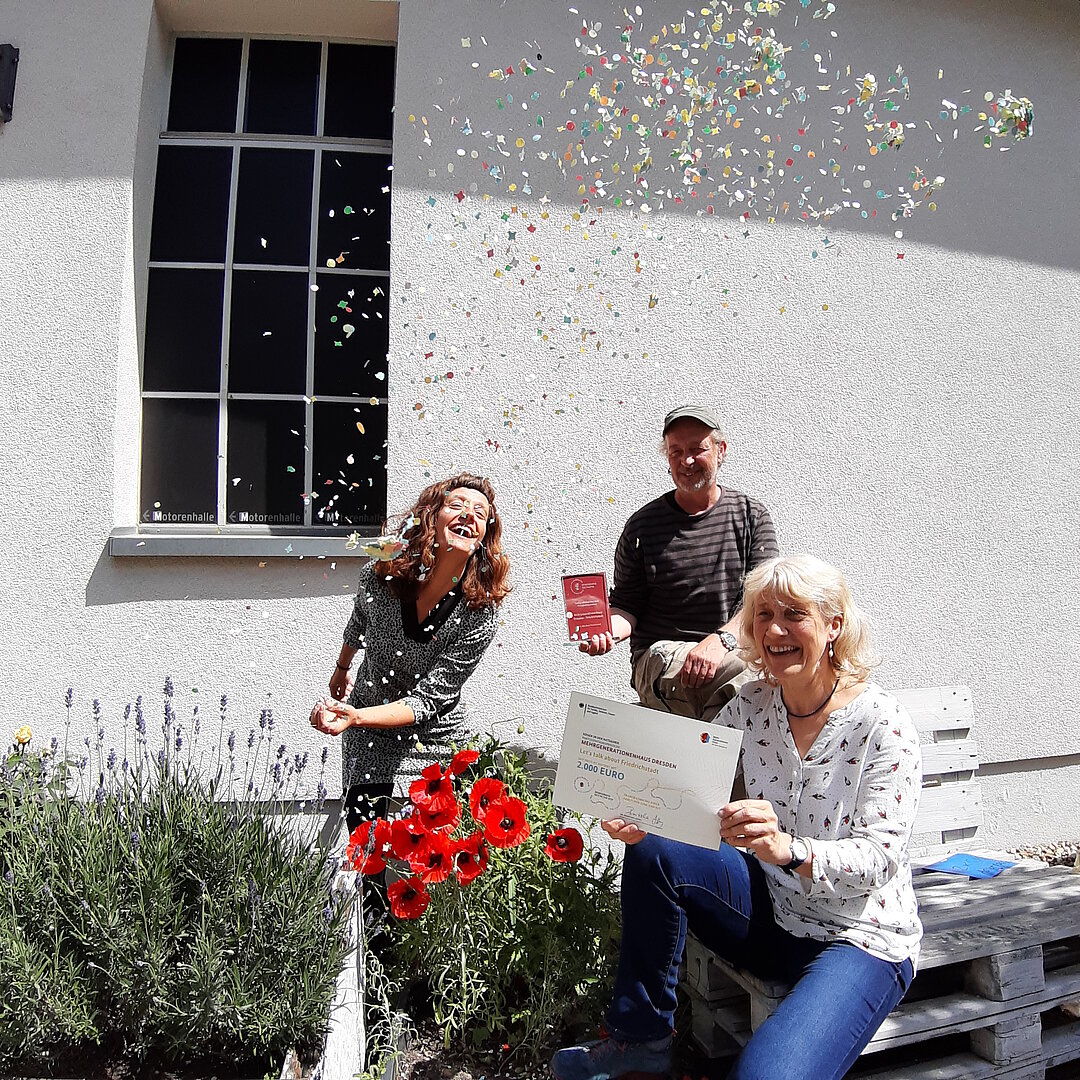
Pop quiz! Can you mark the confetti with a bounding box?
[407,0,1033,238]
[352,535,406,560]
[984,91,1034,145]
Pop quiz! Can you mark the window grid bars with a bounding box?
[304,41,330,528]
[160,133,390,153]
[214,36,249,524]
[149,263,390,279]
[147,34,392,530]
[143,392,389,405]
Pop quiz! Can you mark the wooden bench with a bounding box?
[682,686,1080,1079]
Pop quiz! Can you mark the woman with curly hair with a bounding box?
[310,473,510,830]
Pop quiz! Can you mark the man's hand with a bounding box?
[579,631,614,655]
[718,799,790,864]
[678,633,728,688]
[601,818,648,845]
[579,612,633,656]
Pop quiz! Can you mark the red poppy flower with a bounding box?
[409,830,455,884]
[483,796,530,849]
[409,762,456,814]
[544,827,584,864]
[387,875,430,919]
[448,748,480,776]
[469,776,507,822]
[346,818,393,874]
[391,812,430,862]
[418,796,461,833]
[453,831,489,885]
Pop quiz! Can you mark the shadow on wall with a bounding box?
[399,0,1079,273]
[84,541,362,606]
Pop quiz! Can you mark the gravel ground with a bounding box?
[1006,838,1080,867]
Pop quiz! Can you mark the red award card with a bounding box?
[562,573,613,645]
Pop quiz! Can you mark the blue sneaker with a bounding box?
[550,1032,672,1080]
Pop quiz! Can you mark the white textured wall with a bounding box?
[0,0,1076,848]
[385,0,1080,847]
[0,0,401,774]
[0,0,155,753]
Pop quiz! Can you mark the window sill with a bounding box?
[108,527,375,558]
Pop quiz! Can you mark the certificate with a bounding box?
[553,692,743,850]
[562,573,612,644]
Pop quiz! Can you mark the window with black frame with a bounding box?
[140,36,395,530]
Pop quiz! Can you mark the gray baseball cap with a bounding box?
[662,404,722,434]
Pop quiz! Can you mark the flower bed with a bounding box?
[348,740,622,1076]
[0,686,352,1079]
[2,691,625,1079]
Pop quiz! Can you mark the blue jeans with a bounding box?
[606,835,914,1080]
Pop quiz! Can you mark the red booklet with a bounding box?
[562,573,613,644]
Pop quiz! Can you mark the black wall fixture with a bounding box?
[0,44,19,123]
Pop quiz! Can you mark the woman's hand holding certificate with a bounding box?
[718,799,790,864]
[600,818,648,845]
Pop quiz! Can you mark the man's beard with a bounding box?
[673,464,717,493]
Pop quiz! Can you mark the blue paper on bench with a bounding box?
[925,853,1016,878]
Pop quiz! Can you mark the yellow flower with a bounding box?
[14,726,31,746]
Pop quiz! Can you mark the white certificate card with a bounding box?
[553,692,743,850]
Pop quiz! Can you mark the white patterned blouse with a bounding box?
[721,680,924,969]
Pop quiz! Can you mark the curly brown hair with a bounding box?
[382,473,511,609]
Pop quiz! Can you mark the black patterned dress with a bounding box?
[340,562,499,796]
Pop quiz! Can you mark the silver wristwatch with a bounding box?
[781,836,810,873]
[717,630,738,652]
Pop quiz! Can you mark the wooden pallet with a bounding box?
[852,1008,1080,1079]
[682,686,1080,1078]
[686,868,1080,1077]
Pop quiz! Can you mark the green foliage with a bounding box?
[387,738,622,1061]
[356,947,413,1080]
[0,688,352,1075]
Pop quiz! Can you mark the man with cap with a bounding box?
[580,405,778,720]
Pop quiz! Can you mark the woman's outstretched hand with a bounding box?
[309,698,355,736]
[719,799,790,865]
[601,818,648,845]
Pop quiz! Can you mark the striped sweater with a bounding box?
[609,487,778,663]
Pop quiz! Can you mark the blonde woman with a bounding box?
[553,555,922,1080]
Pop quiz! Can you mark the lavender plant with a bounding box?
[0,685,351,1076]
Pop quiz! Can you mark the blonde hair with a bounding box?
[738,555,879,682]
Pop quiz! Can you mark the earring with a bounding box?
[828,641,835,660]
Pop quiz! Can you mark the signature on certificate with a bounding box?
[574,771,687,818]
